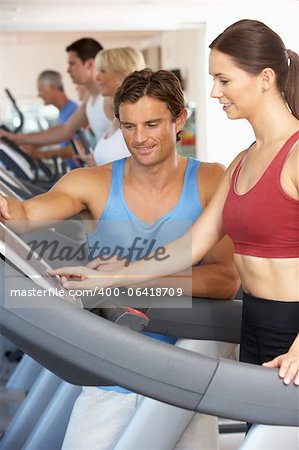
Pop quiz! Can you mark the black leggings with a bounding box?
[240,292,299,366]
[240,293,299,431]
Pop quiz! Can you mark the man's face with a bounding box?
[67,51,91,85]
[119,96,186,166]
[37,81,55,105]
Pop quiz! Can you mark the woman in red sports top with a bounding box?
[49,20,299,386]
[205,20,299,386]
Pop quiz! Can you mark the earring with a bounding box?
[262,87,266,93]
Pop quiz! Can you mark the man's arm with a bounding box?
[0,103,88,147]
[191,236,240,298]
[0,167,94,227]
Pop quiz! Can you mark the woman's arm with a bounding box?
[49,164,233,289]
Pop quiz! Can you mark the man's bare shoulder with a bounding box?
[65,163,112,181]
[198,161,226,188]
[199,161,226,178]
[52,163,113,197]
[197,161,226,206]
[48,163,114,219]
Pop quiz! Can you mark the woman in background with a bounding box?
[77,47,145,166]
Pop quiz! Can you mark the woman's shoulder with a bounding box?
[226,148,249,180]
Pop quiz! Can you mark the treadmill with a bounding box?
[0,221,298,449]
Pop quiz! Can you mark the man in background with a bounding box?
[24,69,79,169]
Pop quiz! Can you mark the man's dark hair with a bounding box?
[114,69,185,141]
[66,38,103,62]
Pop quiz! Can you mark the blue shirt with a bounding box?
[57,99,79,169]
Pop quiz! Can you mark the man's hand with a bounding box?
[74,151,96,167]
[263,339,299,386]
[0,195,11,220]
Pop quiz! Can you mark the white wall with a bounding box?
[160,27,207,160]
[200,2,299,165]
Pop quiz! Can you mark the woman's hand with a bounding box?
[47,265,120,290]
[263,336,299,386]
[86,256,125,272]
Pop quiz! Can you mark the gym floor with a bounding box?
[220,432,245,449]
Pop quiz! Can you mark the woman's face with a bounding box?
[209,49,263,121]
[96,65,126,97]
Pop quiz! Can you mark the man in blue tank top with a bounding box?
[59,70,240,450]
[1,69,239,450]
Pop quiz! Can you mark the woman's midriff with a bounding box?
[234,253,299,301]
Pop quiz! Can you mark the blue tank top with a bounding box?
[87,157,203,392]
[88,157,202,254]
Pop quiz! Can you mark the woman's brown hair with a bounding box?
[209,19,299,119]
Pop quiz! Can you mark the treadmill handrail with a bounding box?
[1,260,298,427]
[4,88,25,133]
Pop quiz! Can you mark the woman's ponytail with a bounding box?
[285,49,299,119]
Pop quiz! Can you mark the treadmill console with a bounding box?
[0,222,83,307]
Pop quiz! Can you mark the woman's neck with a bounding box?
[249,96,298,146]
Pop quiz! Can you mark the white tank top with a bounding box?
[86,95,111,141]
[94,128,131,166]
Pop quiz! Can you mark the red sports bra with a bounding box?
[222,130,299,258]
